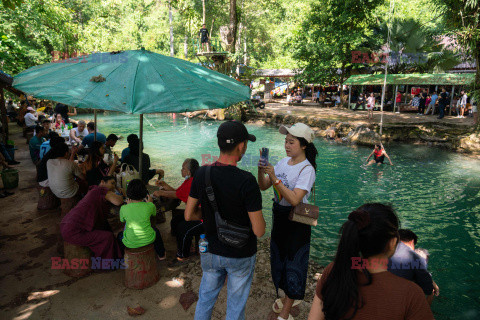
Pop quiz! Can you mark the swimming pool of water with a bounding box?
[95,113,480,319]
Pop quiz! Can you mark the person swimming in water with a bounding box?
[366,144,393,166]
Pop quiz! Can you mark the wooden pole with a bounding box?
[139,114,143,179]
[404,85,409,104]
[449,86,455,116]
[348,86,352,109]
[94,109,97,142]
[0,87,8,144]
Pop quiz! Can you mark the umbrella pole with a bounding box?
[139,114,143,180]
[94,109,97,142]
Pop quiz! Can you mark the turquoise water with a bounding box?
[95,113,480,319]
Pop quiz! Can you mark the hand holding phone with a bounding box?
[260,147,269,166]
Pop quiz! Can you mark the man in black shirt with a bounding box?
[437,88,448,119]
[418,89,427,115]
[186,120,265,320]
[198,24,209,52]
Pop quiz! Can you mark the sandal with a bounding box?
[273,298,301,313]
[276,315,294,320]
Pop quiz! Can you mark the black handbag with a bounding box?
[205,165,251,249]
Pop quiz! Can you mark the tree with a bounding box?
[439,0,480,118]
[294,0,384,86]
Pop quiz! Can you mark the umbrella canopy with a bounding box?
[13,49,250,113]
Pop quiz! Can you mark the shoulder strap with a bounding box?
[298,164,316,202]
[205,165,220,214]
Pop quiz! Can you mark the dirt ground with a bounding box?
[0,123,322,320]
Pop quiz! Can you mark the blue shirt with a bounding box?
[430,94,438,105]
[81,132,106,148]
[39,141,51,159]
[388,242,433,295]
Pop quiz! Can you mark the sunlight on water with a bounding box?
[96,113,480,319]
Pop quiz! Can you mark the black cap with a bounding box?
[217,120,256,147]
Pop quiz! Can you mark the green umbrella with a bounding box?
[13,48,250,113]
[13,48,251,176]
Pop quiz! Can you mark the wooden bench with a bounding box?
[124,243,159,289]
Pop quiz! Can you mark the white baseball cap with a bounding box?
[279,123,315,143]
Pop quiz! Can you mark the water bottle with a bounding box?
[199,234,208,253]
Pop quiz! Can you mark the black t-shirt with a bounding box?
[189,163,262,258]
[419,92,426,103]
[37,150,53,182]
[54,103,70,123]
[199,28,209,39]
[122,152,151,184]
[86,161,110,186]
[438,92,448,106]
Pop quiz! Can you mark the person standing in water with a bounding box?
[366,144,393,166]
[258,123,318,320]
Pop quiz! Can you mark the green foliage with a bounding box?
[294,0,384,84]
[0,0,78,75]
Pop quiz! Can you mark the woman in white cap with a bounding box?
[258,123,318,320]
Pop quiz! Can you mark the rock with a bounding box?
[458,133,480,153]
[179,291,198,311]
[348,125,381,146]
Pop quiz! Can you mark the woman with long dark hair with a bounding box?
[258,123,318,320]
[308,203,433,320]
[84,141,118,186]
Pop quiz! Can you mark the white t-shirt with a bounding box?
[273,157,316,206]
[25,112,37,127]
[47,158,84,198]
[69,127,89,143]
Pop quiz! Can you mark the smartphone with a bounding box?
[261,147,269,164]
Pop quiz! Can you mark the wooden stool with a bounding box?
[63,242,92,277]
[37,186,60,210]
[124,244,159,289]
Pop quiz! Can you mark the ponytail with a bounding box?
[321,204,399,319]
[298,137,318,171]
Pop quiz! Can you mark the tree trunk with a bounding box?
[475,40,480,130]
[184,34,188,59]
[202,0,206,25]
[169,1,174,57]
[244,26,247,65]
[228,0,237,54]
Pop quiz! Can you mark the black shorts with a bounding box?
[201,37,209,44]
[375,155,385,163]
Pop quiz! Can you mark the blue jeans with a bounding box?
[194,253,256,320]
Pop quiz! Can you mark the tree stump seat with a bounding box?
[37,186,60,210]
[63,242,92,278]
[124,243,159,289]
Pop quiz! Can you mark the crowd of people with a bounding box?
[350,87,478,123]
[3,96,441,319]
